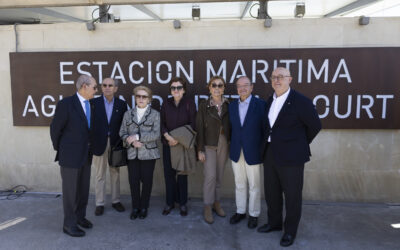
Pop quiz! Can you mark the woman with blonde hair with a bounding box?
[120,86,160,220]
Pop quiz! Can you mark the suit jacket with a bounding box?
[90,95,127,156]
[119,106,160,160]
[50,94,92,168]
[264,89,322,166]
[229,95,267,165]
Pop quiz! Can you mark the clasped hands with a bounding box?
[126,135,143,148]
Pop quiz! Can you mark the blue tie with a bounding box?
[84,100,91,128]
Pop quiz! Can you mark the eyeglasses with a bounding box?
[135,95,149,100]
[102,84,114,88]
[236,83,251,89]
[270,75,291,81]
[211,83,224,89]
[170,86,184,91]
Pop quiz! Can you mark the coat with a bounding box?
[196,98,230,152]
[169,125,197,175]
[263,89,321,166]
[90,95,127,156]
[229,95,267,165]
[50,94,92,168]
[119,106,161,160]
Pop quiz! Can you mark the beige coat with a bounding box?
[169,125,196,175]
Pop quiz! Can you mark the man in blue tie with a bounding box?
[50,74,97,237]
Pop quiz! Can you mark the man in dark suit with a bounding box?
[50,74,98,237]
[91,78,127,216]
[257,67,321,247]
[228,76,267,229]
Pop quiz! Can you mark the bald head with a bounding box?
[271,67,292,97]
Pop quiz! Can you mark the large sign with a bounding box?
[9,48,400,128]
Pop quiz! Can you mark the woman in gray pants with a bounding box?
[196,76,231,224]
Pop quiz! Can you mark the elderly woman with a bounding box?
[119,86,160,220]
[196,76,230,224]
[161,77,196,216]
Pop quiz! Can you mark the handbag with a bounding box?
[108,138,127,167]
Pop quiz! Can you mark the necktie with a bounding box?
[84,100,91,128]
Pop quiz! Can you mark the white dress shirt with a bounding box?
[268,88,290,142]
[76,92,88,115]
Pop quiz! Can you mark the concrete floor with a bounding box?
[0,193,399,250]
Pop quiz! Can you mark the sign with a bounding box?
[9,48,400,128]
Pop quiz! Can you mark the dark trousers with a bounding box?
[263,145,304,236]
[127,158,156,210]
[163,145,188,207]
[60,156,92,228]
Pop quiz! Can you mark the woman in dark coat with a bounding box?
[160,77,196,216]
[196,76,230,224]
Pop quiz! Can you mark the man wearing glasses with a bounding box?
[229,76,267,229]
[258,67,321,247]
[50,75,97,237]
[91,78,127,216]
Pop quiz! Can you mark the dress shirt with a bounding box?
[76,92,88,115]
[238,95,252,126]
[268,88,290,142]
[103,95,114,124]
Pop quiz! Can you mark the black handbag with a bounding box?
[108,138,127,167]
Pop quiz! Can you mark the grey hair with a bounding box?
[235,75,253,85]
[112,78,119,87]
[76,75,93,90]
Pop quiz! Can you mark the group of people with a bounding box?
[50,67,321,247]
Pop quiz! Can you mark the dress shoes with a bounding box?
[247,216,258,229]
[130,209,139,220]
[77,218,93,229]
[112,202,125,212]
[229,213,246,224]
[162,205,174,215]
[180,205,188,216]
[95,206,104,216]
[63,226,85,237]
[139,208,148,219]
[280,233,295,247]
[257,224,283,233]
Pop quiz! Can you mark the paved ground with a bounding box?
[0,193,399,250]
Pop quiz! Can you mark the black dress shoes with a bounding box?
[139,208,148,219]
[229,213,246,224]
[162,205,174,215]
[77,218,93,229]
[130,209,139,220]
[257,224,283,233]
[247,216,258,229]
[280,233,295,247]
[95,206,104,216]
[63,226,85,237]
[112,202,125,212]
[180,205,188,216]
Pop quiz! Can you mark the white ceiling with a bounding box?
[0,0,398,24]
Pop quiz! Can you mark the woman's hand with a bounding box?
[198,151,206,162]
[132,140,143,148]
[164,133,178,146]
[126,135,136,145]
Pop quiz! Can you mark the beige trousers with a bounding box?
[93,138,121,206]
[203,134,229,205]
[231,150,261,217]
